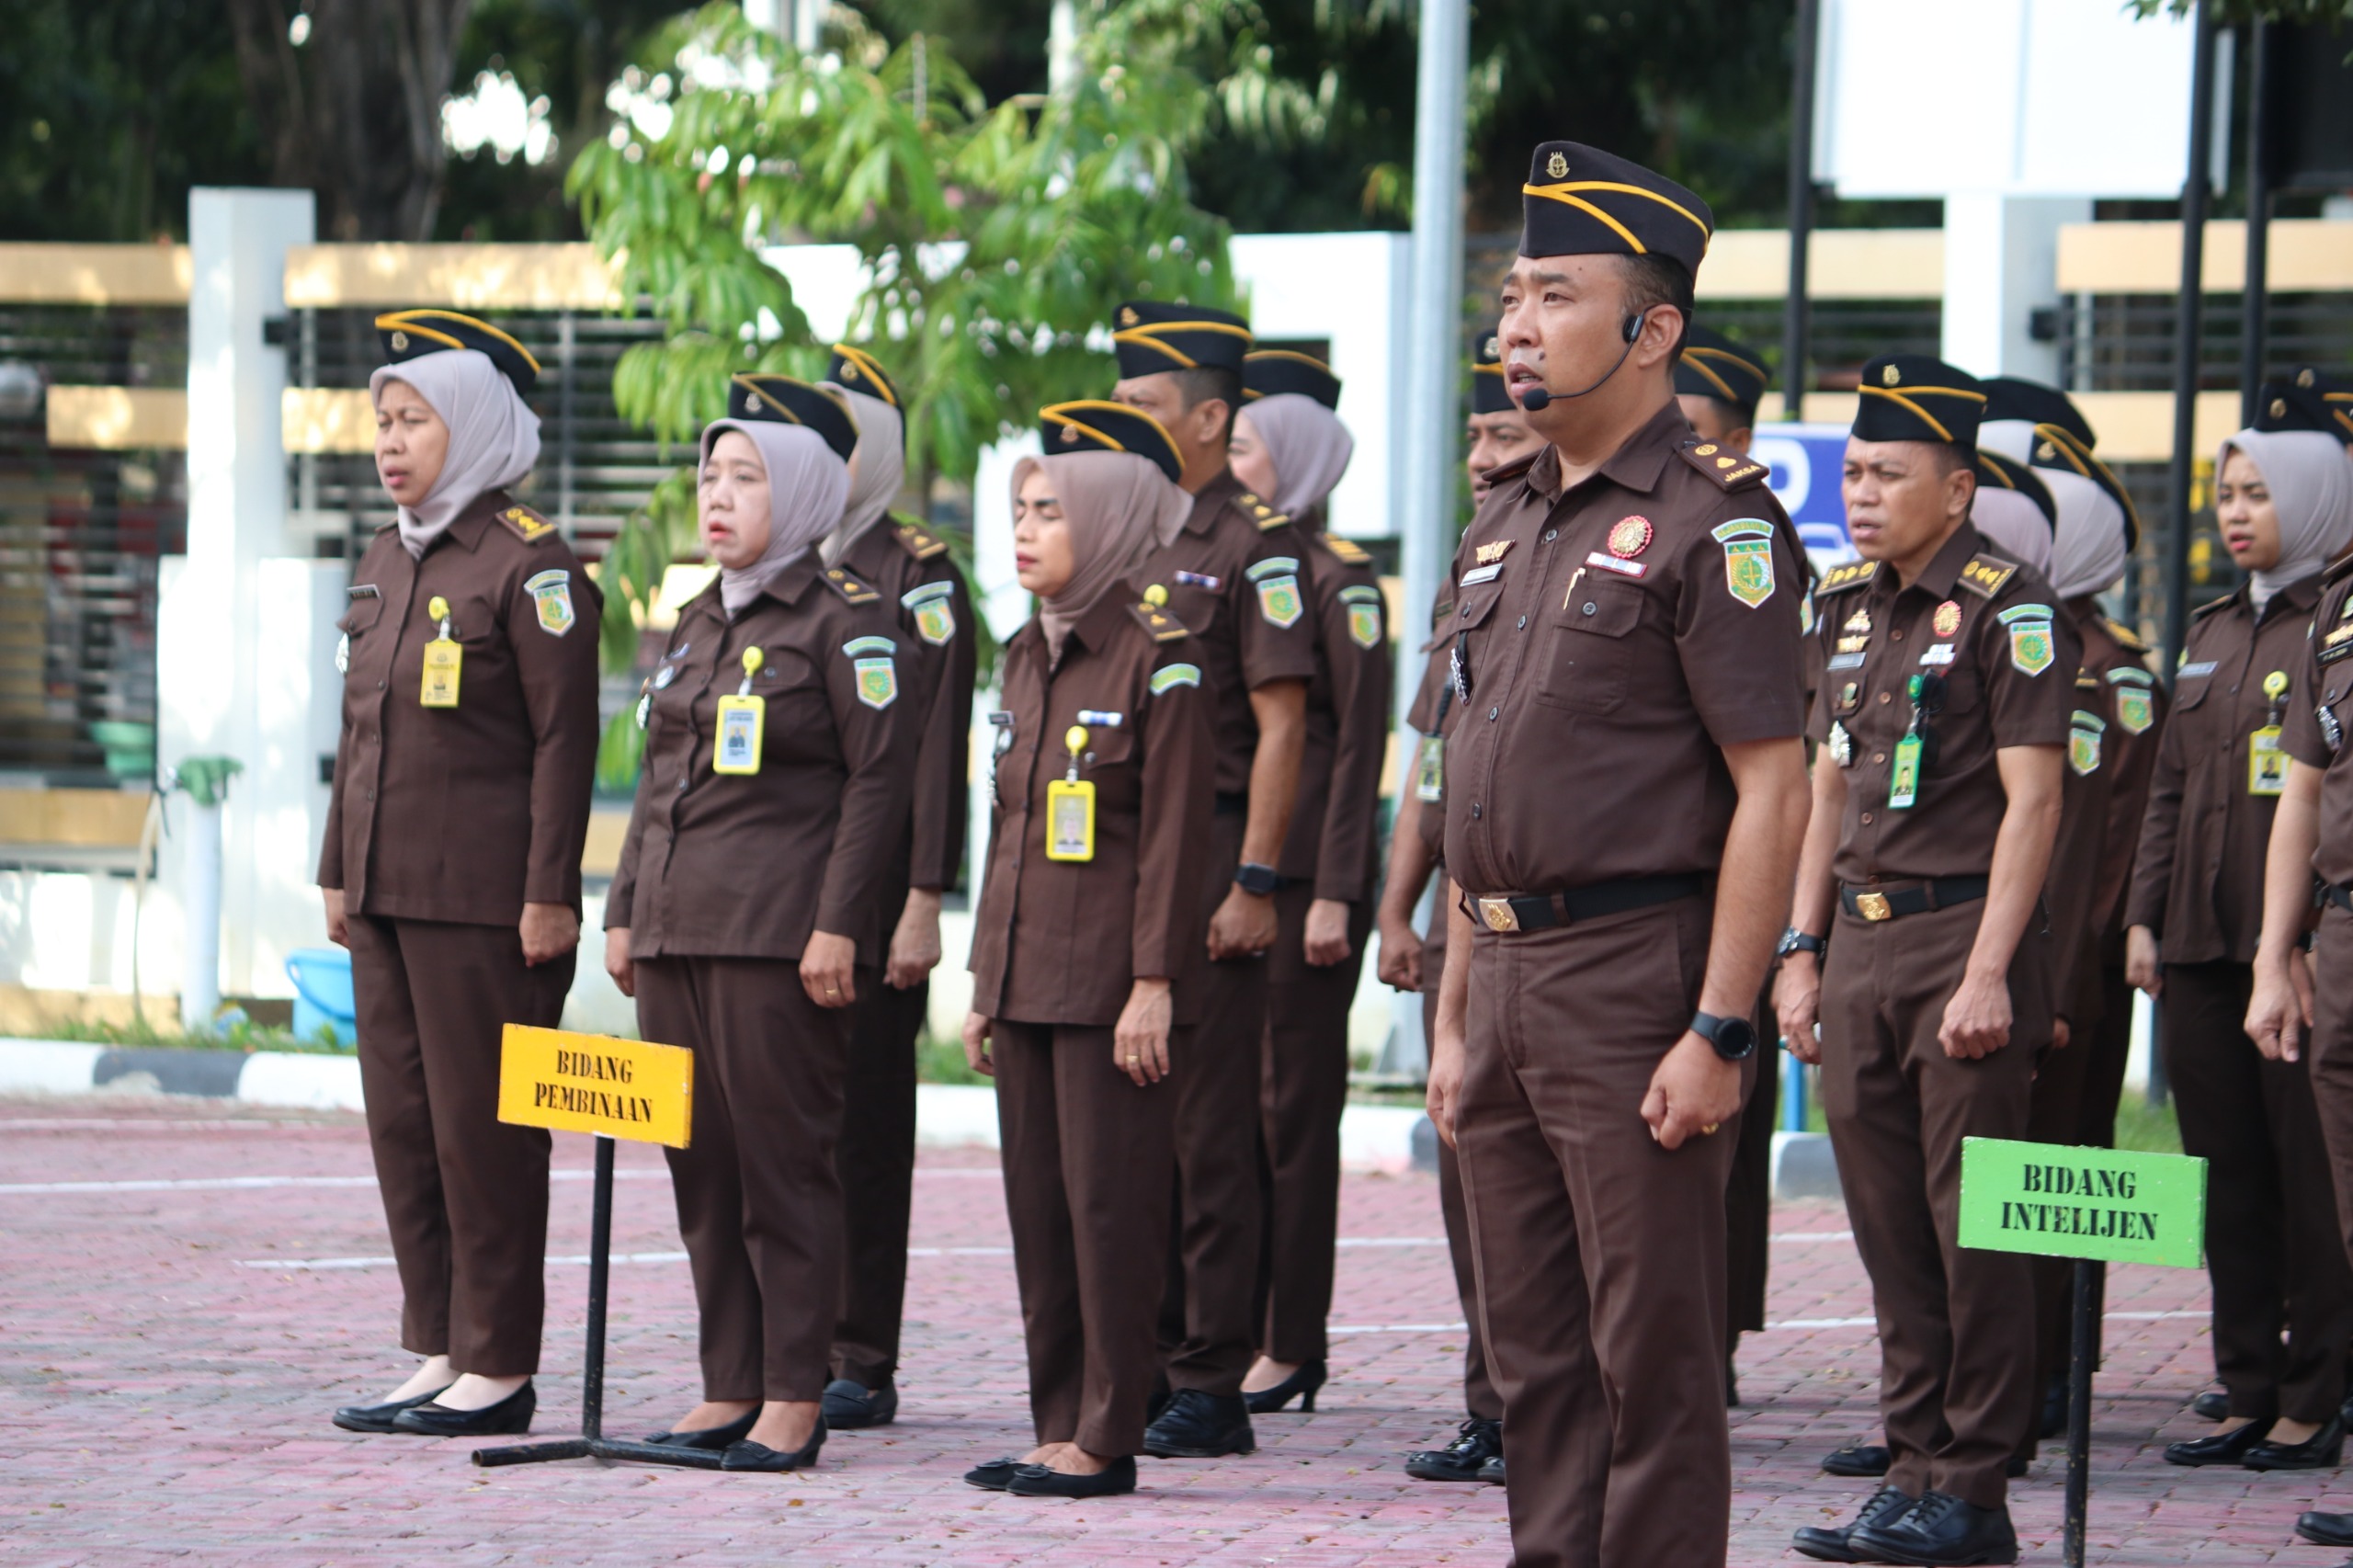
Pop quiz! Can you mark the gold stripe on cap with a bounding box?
[1978,453,2018,489]
[830,344,898,408]
[1858,384,1955,444]
[2034,423,2140,531]
[1042,411,1128,455]
[1472,362,1507,377]
[1113,319,1255,370]
[1679,351,1740,402]
[1522,179,1714,246]
[1039,400,1179,467]
[1522,188,1646,254]
[375,310,541,375]
[1245,349,1331,371]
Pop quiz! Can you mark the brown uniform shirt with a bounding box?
[607,559,917,963]
[1442,403,1808,895]
[2130,577,2321,963]
[1805,525,2078,886]
[318,490,602,924]
[2280,555,2353,889]
[1278,528,1393,902]
[1142,467,1321,797]
[967,586,1217,1027]
[835,516,976,894]
[1404,589,1458,991]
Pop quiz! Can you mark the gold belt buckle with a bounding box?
[1477,897,1521,934]
[1854,891,1893,923]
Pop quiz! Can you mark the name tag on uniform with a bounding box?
[1459,562,1504,585]
[1827,652,1866,670]
[1918,643,1956,665]
[2178,661,2217,679]
[1174,570,1222,591]
[1076,710,1124,728]
[1585,551,1648,579]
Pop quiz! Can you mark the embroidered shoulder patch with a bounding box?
[1998,603,2056,676]
[1150,662,1201,695]
[843,636,898,709]
[901,580,958,646]
[1712,519,1777,608]
[524,569,575,636]
[1339,584,1385,649]
[1247,555,1304,629]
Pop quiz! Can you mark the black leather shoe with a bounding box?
[644,1409,757,1450]
[2039,1374,2067,1439]
[391,1381,535,1437]
[1823,1441,1893,1477]
[1849,1490,2018,1565]
[1006,1455,1137,1497]
[2162,1417,2273,1466]
[821,1377,898,1430]
[1142,1389,1255,1458]
[2244,1415,2343,1471]
[1792,1484,1915,1562]
[2296,1510,2353,1548]
[1403,1417,1502,1483]
[2005,1454,2029,1478]
[721,1416,828,1472]
[1242,1360,1326,1415]
[333,1385,452,1433]
[2192,1390,2230,1422]
[1476,1454,1505,1483]
[963,1456,1026,1491]
[1727,1356,1741,1408]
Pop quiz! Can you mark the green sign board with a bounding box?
[1957,1138,2207,1269]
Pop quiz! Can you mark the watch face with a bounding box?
[1713,1017,1758,1060]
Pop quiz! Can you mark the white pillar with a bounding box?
[1938,194,2088,382]
[161,187,315,1009]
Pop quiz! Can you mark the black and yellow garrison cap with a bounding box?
[1110,301,1252,379]
[2025,415,2141,549]
[1519,141,1713,275]
[2254,367,2353,443]
[1040,400,1184,485]
[1244,349,1341,409]
[1471,334,1516,416]
[375,310,540,396]
[1975,449,2057,530]
[1982,377,2098,449]
[1675,325,1769,418]
[726,374,858,462]
[825,343,902,409]
[1852,355,1987,455]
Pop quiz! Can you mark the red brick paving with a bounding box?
[0,1094,2342,1565]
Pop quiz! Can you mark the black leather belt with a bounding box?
[1213,791,1247,817]
[1468,872,1708,935]
[1840,876,1990,923]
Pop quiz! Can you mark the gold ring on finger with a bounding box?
[1702,1123,1720,1135]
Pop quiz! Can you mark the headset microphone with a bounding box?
[1515,312,1648,414]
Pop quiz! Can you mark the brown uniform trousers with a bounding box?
[321,490,603,1377]
[2311,908,2353,1278]
[1255,528,1389,1365]
[1146,468,1321,1396]
[828,517,975,1393]
[2131,577,2350,1422]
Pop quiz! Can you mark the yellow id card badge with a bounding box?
[1046,778,1097,861]
[712,647,767,775]
[2249,726,2288,796]
[1413,735,1444,802]
[419,597,460,708]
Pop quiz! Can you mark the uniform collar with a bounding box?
[1524,400,1683,503]
[433,490,508,555]
[1900,522,1985,600]
[1185,466,1243,534]
[1067,586,1135,653]
[2256,572,2323,624]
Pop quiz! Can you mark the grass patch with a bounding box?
[2112,1094,2183,1155]
[916,1029,991,1086]
[30,1016,352,1054]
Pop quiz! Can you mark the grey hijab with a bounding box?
[821,386,905,567]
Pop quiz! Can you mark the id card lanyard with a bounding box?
[419,595,461,708]
[1415,683,1452,803]
[2249,670,2290,796]
[1045,724,1097,862]
[1888,674,1926,810]
[712,647,766,775]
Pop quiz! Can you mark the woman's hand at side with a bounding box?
[961,1011,995,1077]
[801,930,858,1008]
[1114,977,1174,1087]
[605,926,635,998]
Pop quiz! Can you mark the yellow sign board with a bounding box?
[495,1025,693,1148]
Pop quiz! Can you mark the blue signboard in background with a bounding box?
[1749,423,1857,572]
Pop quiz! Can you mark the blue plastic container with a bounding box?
[286,946,358,1047]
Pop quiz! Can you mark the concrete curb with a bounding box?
[1772,1131,1843,1202]
[0,1039,1431,1170]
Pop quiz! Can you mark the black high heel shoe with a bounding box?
[2164,1417,2274,1467]
[391,1381,536,1437]
[722,1415,828,1472]
[1242,1360,1327,1415]
[645,1408,758,1450]
[332,1384,452,1434]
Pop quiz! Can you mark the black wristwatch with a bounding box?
[1233,862,1280,897]
[1777,926,1826,960]
[1690,1010,1758,1062]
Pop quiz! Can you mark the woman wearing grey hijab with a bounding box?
[606,375,920,1473]
[324,312,604,1440]
[2129,414,2353,1469]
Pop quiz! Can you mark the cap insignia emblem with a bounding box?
[1483,335,1498,357]
[1881,363,1900,386]
[389,331,409,352]
[2039,441,2057,460]
[1693,443,1718,456]
[841,362,859,381]
[2299,368,2316,388]
[1607,516,1653,559]
[1545,152,1568,178]
[1119,306,1140,327]
[2272,398,2288,418]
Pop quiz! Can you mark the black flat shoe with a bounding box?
[2244,1415,2343,1471]
[332,1384,452,1433]
[1006,1456,1136,1497]
[1849,1490,2018,1565]
[822,1377,898,1430]
[720,1416,828,1472]
[963,1456,1026,1491]
[2297,1510,2353,1547]
[1822,1441,1892,1477]
[391,1381,535,1437]
[2192,1390,2230,1422]
[1242,1360,1326,1415]
[2163,1417,2273,1467]
[2038,1374,2067,1439]
[1792,1484,1915,1563]
[1726,1356,1741,1408]
[1403,1417,1502,1483]
[1142,1389,1255,1458]
[644,1409,758,1450]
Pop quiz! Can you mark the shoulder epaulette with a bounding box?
[1233,490,1291,531]
[819,565,882,606]
[1131,591,1189,643]
[1956,552,2019,601]
[1483,450,1541,487]
[1320,531,1372,567]
[497,503,560,544]
[892,518,949,562]
[1680,440,1769,491]
[2103,616,2151,654]
[2075,671,2100,691]
[1814,559,1879,596]
[2188,595,2236,624]
[2326,552,2353,587]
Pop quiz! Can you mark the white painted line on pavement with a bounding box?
[1329,1323,1472,1335]
[3,1175,380,1194]
[1774,1231,1856,1242]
